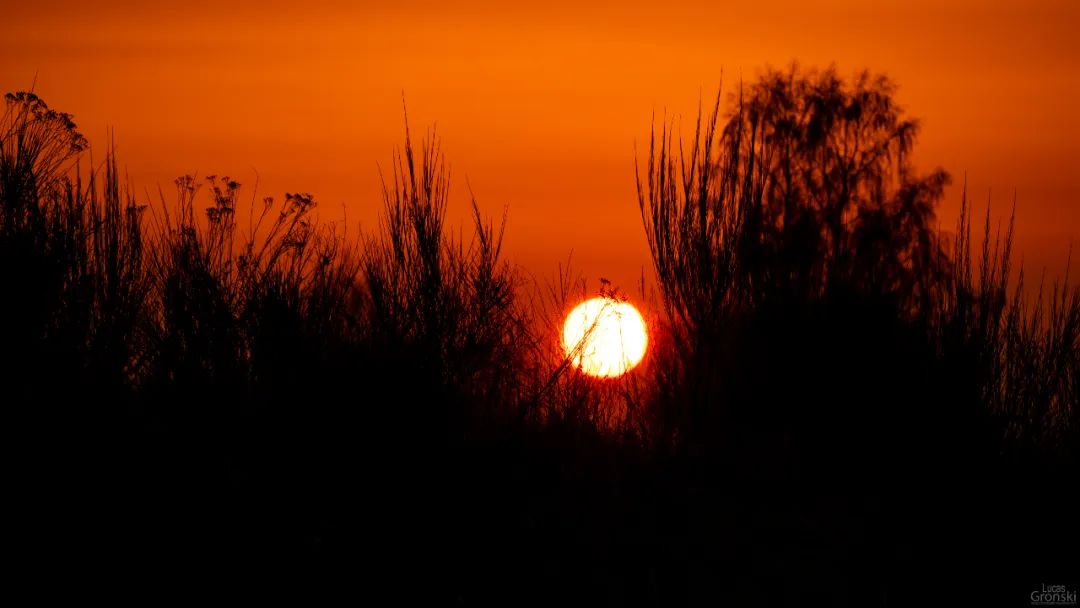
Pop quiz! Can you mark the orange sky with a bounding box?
[2,0,1078,295]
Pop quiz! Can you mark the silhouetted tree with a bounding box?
[640,67,950,337]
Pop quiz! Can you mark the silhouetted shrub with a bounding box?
[637,65,1078,602]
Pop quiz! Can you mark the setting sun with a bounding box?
[562,297,648,378]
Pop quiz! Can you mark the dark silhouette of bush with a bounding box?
[637,65,1078,603]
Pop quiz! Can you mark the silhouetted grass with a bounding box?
[3,69,1077,604]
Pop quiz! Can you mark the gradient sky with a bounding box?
[2,0,1078,294]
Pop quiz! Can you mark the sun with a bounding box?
[562,297,648,378]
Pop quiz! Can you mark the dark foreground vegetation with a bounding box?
[4,67,1077,605]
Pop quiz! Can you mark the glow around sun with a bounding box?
[562,297,648,378]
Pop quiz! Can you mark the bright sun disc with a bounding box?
[562,297,648,378]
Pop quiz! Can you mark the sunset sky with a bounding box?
[2,0,1077,293]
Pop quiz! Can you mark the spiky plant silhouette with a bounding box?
[361,117,524,428]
